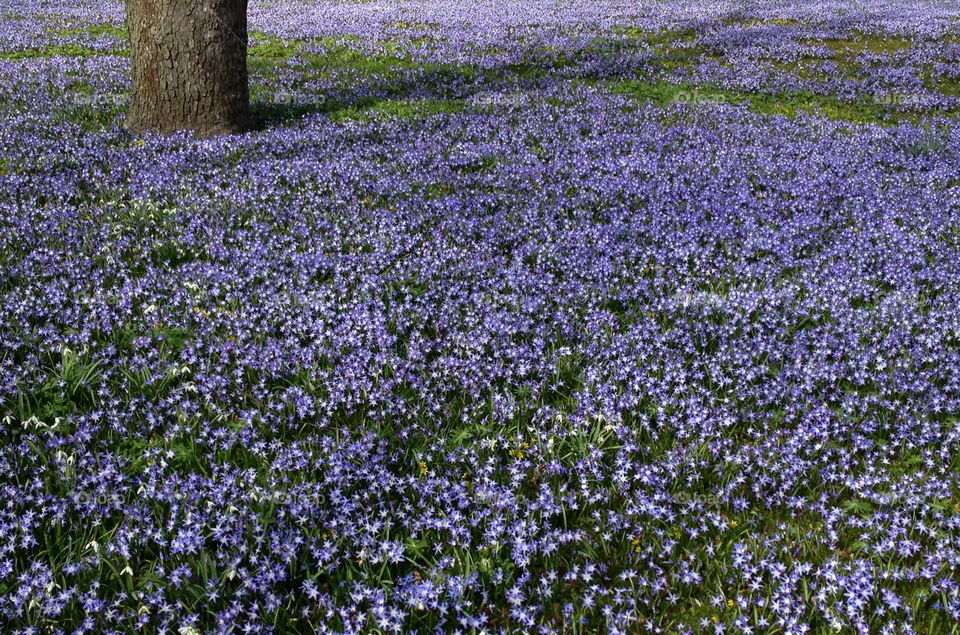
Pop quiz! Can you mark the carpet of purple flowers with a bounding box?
[2,0,960,633]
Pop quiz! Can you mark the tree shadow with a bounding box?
[247,38,654,129]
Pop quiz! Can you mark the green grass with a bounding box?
[13,21,958,131]
[800,33,915,56]
[0,23,129,58]
[0,43,126,59]
[49,23,128,39]
[608,78,957,125]
[331,97,465,121]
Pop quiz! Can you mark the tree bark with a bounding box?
[125,0,251,137]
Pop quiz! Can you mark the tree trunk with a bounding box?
[125,0,251,137]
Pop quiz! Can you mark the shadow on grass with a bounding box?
[30,21,960,132]
[244,35,625,128]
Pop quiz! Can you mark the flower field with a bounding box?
[1,0,960,632]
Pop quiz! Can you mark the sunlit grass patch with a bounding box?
[48,23,127,40]
[330,97,466,122]
[616,25,699,47]
[799,33,915,56]
[0,22,128,58]
[0,43,125,59]
[608,78,958,125]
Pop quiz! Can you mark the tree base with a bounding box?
[126,0,251,138]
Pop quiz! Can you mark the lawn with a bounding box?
[1,0,960,633]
